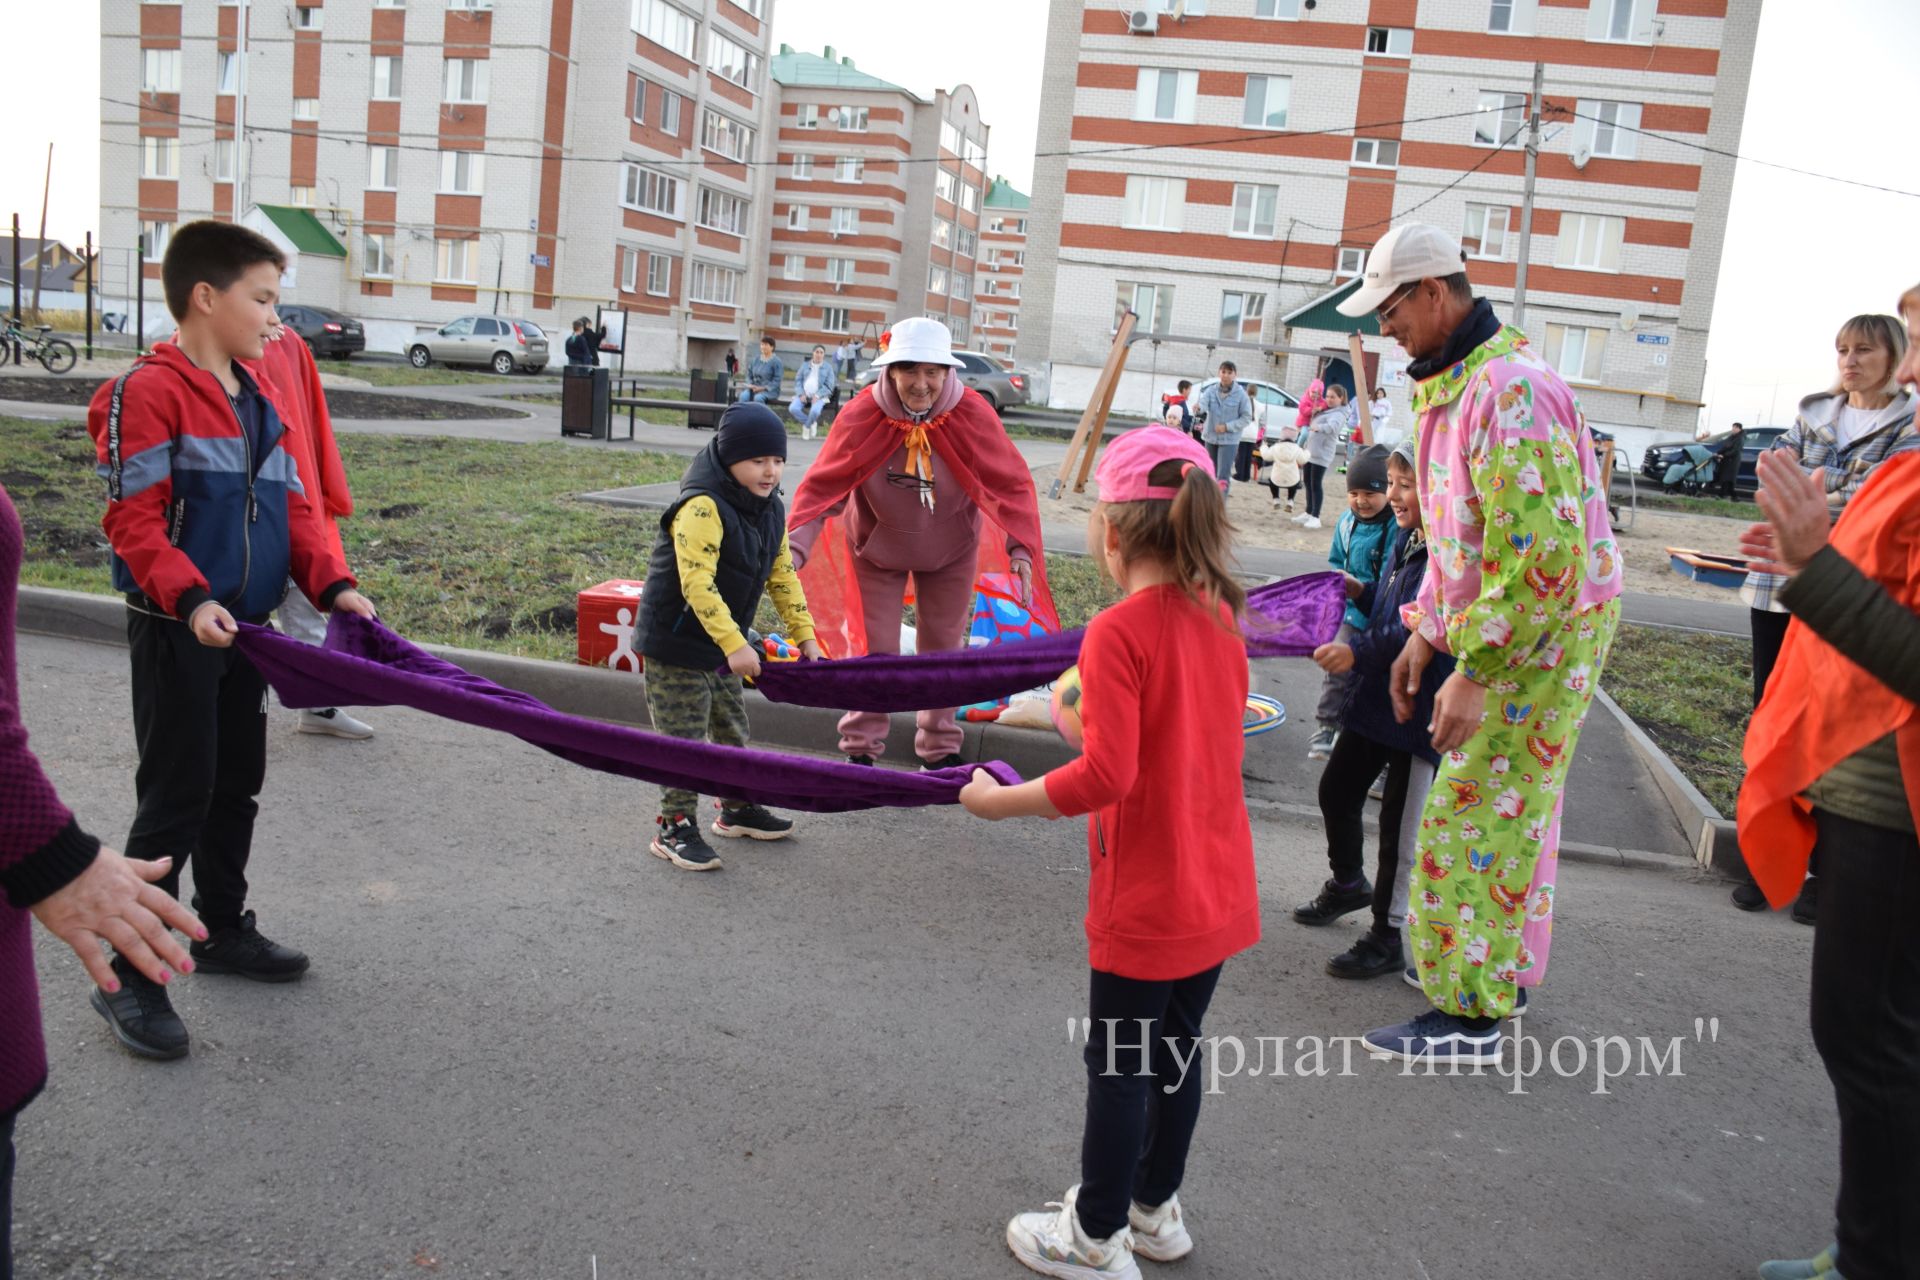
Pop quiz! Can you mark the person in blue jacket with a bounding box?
[1305,443,1396,759]
[1291,438,1456,982]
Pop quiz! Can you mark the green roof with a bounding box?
[255,205,346,258]
[770,48,917,98]
[984,178,1029,210]
[1282,277,1379,337]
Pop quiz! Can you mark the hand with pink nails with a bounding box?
[29,848,206,991]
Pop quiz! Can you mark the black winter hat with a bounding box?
[717,401,789,466]
[1347,443,1393,494]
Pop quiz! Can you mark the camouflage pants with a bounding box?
[643,661,750,819]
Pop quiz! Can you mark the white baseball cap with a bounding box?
[872,316,964,368]
[1336,223,1469,317]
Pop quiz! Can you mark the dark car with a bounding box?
[1641,426,1787,497]
[278,304,366,359]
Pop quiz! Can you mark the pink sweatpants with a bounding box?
[837,553,977,762]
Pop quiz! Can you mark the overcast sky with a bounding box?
[4,0,1914,432]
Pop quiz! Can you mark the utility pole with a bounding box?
[31,143,52,321]
[9,214,21,364]
[235,0,251,219]
[1511,61,1544,334]
[84,230,94,359]
[135,234,146,352]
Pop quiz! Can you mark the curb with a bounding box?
[1591,687,1743,877]
[16,585,1081,781]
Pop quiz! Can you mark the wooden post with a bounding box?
[1347,332,1372,446]
[1049,309,1136,500]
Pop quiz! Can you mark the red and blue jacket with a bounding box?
[87,341,353,622]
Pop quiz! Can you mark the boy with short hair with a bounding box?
[85,219,375,1060]
[636,402,822,871]
[1307,443,1396,760]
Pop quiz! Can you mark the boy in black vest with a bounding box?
[636,402,821,870]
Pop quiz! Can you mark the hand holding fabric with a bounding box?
[726,644,763,681]
[190,601,237,648]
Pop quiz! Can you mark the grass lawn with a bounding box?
[1602,623,1753,817]
[314,360,551,389]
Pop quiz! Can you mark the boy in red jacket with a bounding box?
[85,221,375,1061]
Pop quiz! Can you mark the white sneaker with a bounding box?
[1302,515,1323,529]
[1128,1195,1193,1263]
[1289,512,1310,524]
[1006,1185,1140,1280]
[297,708,374,740]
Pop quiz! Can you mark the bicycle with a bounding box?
[0,315,78,374]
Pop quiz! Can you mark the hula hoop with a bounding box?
[1243,693,1287,738]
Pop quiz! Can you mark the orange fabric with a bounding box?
[1737,451,1920,907]
[788,385,1057,657]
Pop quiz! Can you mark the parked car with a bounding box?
[277,304,365,359]
[1640,426,1786,498]
[858,349,1033,413]
[408,315,551,375]
[1188,376,1301,439]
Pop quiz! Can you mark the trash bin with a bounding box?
[561,365,611,439]
[687,370,729,431]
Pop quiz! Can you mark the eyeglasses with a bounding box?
[1374,282,1419,323]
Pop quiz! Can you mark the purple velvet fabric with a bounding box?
[750,571,1348,712]
[233,615,1023,813]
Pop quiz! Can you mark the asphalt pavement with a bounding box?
[16,631,1836,1279]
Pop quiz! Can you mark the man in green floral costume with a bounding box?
[1337,225,1625,1065]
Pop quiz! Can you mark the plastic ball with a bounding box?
[1050,665,1086,750]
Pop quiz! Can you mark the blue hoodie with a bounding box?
[1328,504,1395,629]
[1339,523,1455,765]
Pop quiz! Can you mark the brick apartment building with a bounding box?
[972,177,1028,366]
[1019,0,1762,454]
[759,45,992,357]
[100,0,779,370]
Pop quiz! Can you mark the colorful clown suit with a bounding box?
[1401,325,1624,1020]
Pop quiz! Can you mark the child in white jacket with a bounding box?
[1258,435,1312,512]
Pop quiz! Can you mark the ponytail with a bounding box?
[1100,459,1246,632]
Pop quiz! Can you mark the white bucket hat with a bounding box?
[872,316,964,368]
[1336,223,1469,317]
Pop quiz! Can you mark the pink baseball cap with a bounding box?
[1096,425,1217,502]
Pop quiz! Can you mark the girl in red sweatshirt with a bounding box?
[961,425,1261,1280]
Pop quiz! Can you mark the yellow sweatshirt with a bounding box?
[668,496,816,658]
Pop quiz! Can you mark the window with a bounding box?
[1242,74,1290,129]
[632,78,648,122]
[1336,247,1366,279]
[835,156,864,183]
[630,0,697,58]
[1589,0,1651,43]
[928,266,949,295]
[706,32,760,90]
[1115,281,1171,333]
[1475,91,1526,147]
[1256,0,1300,15]
[956,227,976,258]
[659,89,683,136]
[436,238,476,284]
[1220,291,1265,341]
[1462,203,1511,258]
[141,136,179,179]
[959,182,979,212]
[822,306,849,333]
[932,217,952,249]
[829,105,869,132]
[1122,175,1185,231]
[1545,324,1607,383]
[1351,137,1399,167]
[647,252,671,296]
[777,303,801,327]
[212,138,235,182]
[1489,0,1536,33]
[830,206,859,234]
[369,145,398,189]
[440,150,484,194]
[731,0,764,16]
[940,119,965,158]
[141,221,173,261]
[141,49,181,93]
[1231,183,1278,238]
[827,257,854,285]
[620,162,681,218]
[1365,27,1413,55]
[1151,0,1205,10]
[689,261,740,307]
[1555,213,1625,271]
[791,153,814,178]
[702,110,754,163]
[216,51,238,95]
[1574,99,1641,160]
[951,274,971,301]
[372,55,402,99]
[293,5,322,29]
[443,58,489,104]
[620,247,639,293]
[935,169,957,203]
[293,98,320,120]
[363,233,392,278]
[1134,68,1198,123]
[290,185,314,207]
[373,0,404,7]
[948,315,969,345]
[788,204,810,229]
[796,104,819,129]
[696,187,749,236]
[784,254,804,280]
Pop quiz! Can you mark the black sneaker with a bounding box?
[920,754,966,771]
[1791,876,1818,926]
[190,910,310,983]
[1730,879,1767,911]
[1292,877,1373,926]
[650,815,721,871]
[89,957,190,1060]
[846,754,876,767]
[1328,930,1401,979]
[713,802,795,841]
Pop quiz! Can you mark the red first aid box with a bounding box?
[577,579,646,672]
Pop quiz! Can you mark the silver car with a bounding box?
[859,348,1033,413]
[408,315,551,375]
